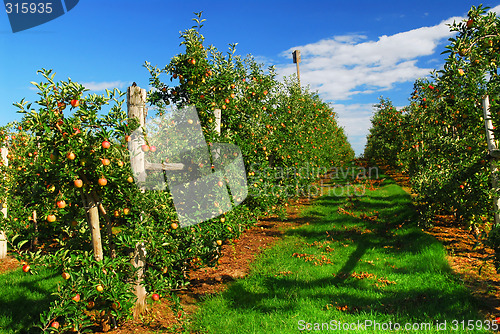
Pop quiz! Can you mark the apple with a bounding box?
[61,272,70,280]
[127,176,134,183]
[117,160,124,167]
[125,135,131,142]
[57,102,66,110]
[187,119,194,124]
[225,98,230,104]
[216,240,222,246]
[458,68,465,76]
[141,144,150,152]
[74,179,83,188]
[96,284,104,292]
[189,58,196,65]
[263,90,268,96]
[102,140,111,149]
[47,214,56,223]
[101,158,111,166]
[57,200,66,209]
[98,178,107,186]
[149,145,157,153]
[113,210,120,217]
[22,264,30,272]
[220,217,226,223]
[171,223,179,230]
[70,99,79,107]
[217,181,224,187]
[51,321,60,330]
[152,293,160,301]
[466,19,474,28]
[123,208,130,215]
[72,294,80,302]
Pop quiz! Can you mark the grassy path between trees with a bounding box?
[188,175,493,334]
[0,170,495,333]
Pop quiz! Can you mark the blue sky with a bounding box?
[1,1,499,156]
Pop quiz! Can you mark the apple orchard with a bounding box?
[0,13,353,332]
[365,6,500,270]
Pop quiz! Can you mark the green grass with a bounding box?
[0,266,60,334]
[190,176,493,333]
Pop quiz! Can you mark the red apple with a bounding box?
[47,214,56,223]
[67,152,76,160]
[96,284,104,292]
[101,158,111,166]
[22,264,30,273]
[466,19,474,28]
[149,145,157,152]
[171,223,179,230]
[70,99,79,107]
[74,179,83,188]
[225,98,230,104]
[152,293,160,301]
[61,272,70,280]
[72,293,80,302]
[102,140,111,149]
[98,178,107,186]
[127,176,134,183]
[57,200,66,209]
[51,321,60,329]
[141,144,150,152]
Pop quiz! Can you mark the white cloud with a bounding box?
[490,5,500,15]
[277,16,464,101]
[81,81,130,91]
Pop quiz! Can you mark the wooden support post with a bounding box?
[292,50,301,88]
[0,147,8,259]
[127,84,148,318]
[483,95,500,225]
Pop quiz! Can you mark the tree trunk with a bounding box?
[85,194,103,261]
[31,210,38,251]
[131,242,147,318]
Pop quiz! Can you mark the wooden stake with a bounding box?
[0,147,7,259]
[482,95,500,225]
[127,85,148,318]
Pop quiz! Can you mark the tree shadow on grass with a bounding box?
[204,185,484,327]
[0,268,59,334]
